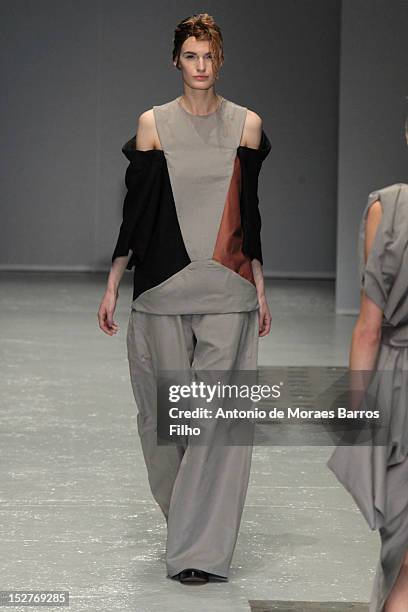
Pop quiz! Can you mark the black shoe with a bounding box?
[177,568,209,584]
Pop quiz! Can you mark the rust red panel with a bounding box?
[212,155,255,286]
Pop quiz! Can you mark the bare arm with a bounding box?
[97,253,131,336]
[107,253,132,296]
[349,200,383,370]
[240,109,262,149]
[348,200,383,404]
[252,258,271,336]
[135,109,161,150]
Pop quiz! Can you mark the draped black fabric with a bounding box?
[237,130,272,265]
[111,141,168,271]
[111,131,271,300]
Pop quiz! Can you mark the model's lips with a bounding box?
[194,76,208,79]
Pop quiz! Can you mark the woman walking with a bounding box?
[98,13,271,584]
[327,122,408,611]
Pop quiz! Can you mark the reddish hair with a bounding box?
[172,13,224,77]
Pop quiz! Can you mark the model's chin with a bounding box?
[188,79,213,90]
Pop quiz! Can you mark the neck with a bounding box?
[179,89,221,115]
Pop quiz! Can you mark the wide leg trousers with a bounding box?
[126,309,259,579]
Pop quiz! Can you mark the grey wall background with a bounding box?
[1,1,406,312]
[336,0,408,313]
[0,0,339,277]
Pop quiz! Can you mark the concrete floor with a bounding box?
[0,272,378,612]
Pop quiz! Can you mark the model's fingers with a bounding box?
[259,312,267,336]
[97,310,107,332]
[97,307,117,335]
[99,320,113,335]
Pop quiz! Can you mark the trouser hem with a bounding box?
[167,567,229,581]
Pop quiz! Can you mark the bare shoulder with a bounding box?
[138,108,155,127]
[366,199,382,228]
[368,198,382,214]
[135,108,161,150]
[241,108,263,148]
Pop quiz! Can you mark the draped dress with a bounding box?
[327,183,408,611]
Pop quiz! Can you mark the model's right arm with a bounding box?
[97,111,156,336]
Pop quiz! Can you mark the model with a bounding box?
[327,122,408,611]
[98,13,272,585]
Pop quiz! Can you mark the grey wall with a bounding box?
[0,1,100,269]
[336,0,408,313]
[0,0,340,277]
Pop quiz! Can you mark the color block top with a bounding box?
[112,95,272,315]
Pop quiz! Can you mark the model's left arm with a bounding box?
[239,110,272,337]
[349,198,386,411]
[350,200,384,371]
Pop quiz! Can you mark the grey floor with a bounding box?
[0,272,378,612]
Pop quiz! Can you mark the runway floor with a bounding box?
[0,272,378,612]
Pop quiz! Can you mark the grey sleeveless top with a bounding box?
[131,95,260,315]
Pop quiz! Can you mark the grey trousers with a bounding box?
[126,309,259,579]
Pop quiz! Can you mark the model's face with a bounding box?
[174,36,220,88]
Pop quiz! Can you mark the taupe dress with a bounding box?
[327,183,408,611]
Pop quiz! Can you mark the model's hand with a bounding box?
[258,295,272,337]
[98,288,119,336]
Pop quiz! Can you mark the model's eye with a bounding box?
[184,54,212,60]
